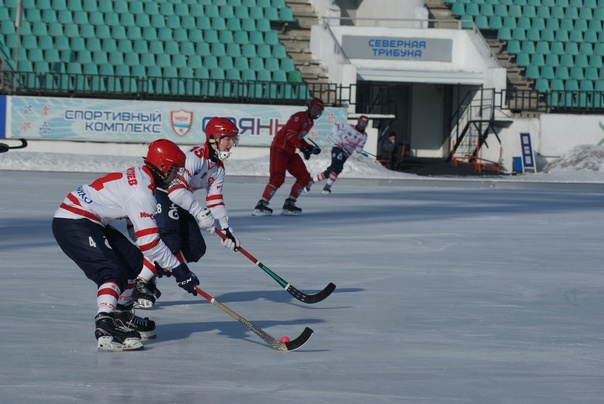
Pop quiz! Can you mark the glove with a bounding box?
[221,227,240,251]
[195,207,215,229]
[172,263,199,296]
[301,145,313,160]
[312,146,321,155]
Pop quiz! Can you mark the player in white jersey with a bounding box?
[308,115,369,194]
[52,139,204,351]
[132,117,241,308]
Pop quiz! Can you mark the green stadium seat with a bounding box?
[203,55,219,70]
[515,53,530,67]
[287,70,304,83]
[570,66,584,80]
[521,41,535,54]
[256,18,272,32]
[226,18,242,31]
[540,65,555,80]
[194,67,210,79]
[256,44,272,58]
[511,28,526,41]
[488,15,502,29]
[181,42,196,56]
[54,36,70,51]
[257,69,272,82]
[249,57,265,71]
[140,53,155,67]
[474,16,489,29]
[264,8,279,21]
[280,58,295,72]
[204,29,220,44]
[241,19,256,32]
[196,42,211,56]
[131,65,146,77]
[545,53,559,67]
[273,70,287,83]
[575,54,589,68]
[534,78,549,93]
[264,31,279,45]
[219,30,234,44]
[536,5,550,18]
[241,69,256,81]
[540,28,555,42]
[205,4,220,18]
[264,58,280,72]
[584,67,599,81]
[226,68,241,81]
[555,66,569,80]
[210,68,225,80]
[588,54,603,68]
[124,53,140,66]
[211,43,227,57]
[235,6,249,19]
[451,3,464,16]
[249,7,265,20]
[565,79,579,92]
[497,27,511,41]
[226,43,242,57]
[149,41,164,55]
[187,55,203,69]
[241,43,256,57]
[21,35,38,50]
[234,56,249,70]
[272,44,288,59]
[82,63,98,75]
[549,78,565,91]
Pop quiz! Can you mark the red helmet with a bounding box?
[307,97,324,119]
[144,139,186,174]
[205,117,239,143]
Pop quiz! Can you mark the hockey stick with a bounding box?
[194,286,313,352]
[215,229,336,304]
[0,138,28,153]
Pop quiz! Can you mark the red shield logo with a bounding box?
[170,110,193,137]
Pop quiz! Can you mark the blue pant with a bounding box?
[52,218,143,293]
[155,190,206,263]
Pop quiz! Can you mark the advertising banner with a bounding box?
[6,96,348,147]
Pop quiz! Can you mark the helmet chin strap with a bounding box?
[209,140,231,161]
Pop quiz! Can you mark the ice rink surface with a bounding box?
[1,166,603,404]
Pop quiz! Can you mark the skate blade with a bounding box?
[132,298,154,309]
[139,330,157,340]
[97,336,144,352]
[281,210,301,216]
[321,190,331,195]
[252,209,272,216]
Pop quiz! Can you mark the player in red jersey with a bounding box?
[253,98,323,216]
[52,139,200,351]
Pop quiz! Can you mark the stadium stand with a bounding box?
[445,0,604,109]
[0,0,312,102]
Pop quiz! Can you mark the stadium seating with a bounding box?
[0,0,305,100]
[447,0,604,109]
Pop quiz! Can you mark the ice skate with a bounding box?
[322,184,332,195]
[281,198,302,216]
[95,312,144,352]
[132,277,160,309]
[252,199,273,216]
[115,302,157,340]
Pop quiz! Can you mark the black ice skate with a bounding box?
[95,312,143,352]
[132,277,161,309]
[252,199,273,216]
[281,198,302,216]
[115,302,157,340]
[322,184,332,194]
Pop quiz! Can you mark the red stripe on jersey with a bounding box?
[139,237,160,252]
[59,203,103,224]
[66,193,82,206]
[135,227,159,239]
[176,251,185,263]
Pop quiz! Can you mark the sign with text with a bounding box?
[341,36,452,62]
[5,96,348,147]
[520,132,536,173]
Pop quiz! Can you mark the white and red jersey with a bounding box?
[271,110,314,153]
[330,123,368,157]
[168,143,230,229]
[54,165,181,271]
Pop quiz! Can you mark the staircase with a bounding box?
[281,1,329,87]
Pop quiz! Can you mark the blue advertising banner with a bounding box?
[0,96,6,139]
[6,96,348,147]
